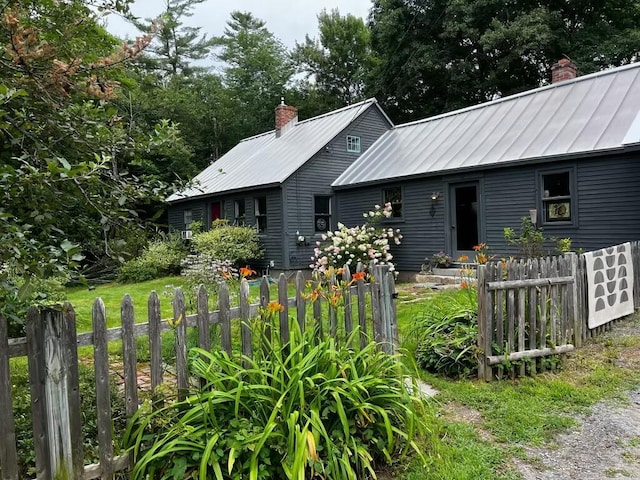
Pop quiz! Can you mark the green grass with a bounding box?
[393,286,640,479]
[65,276,186,331]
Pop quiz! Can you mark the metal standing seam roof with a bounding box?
[167,98,388,202]
[333,62,640,188]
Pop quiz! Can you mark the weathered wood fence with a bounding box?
[0,265,397,480]
[478,241,640,380]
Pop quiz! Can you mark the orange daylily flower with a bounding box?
[458,254,469,262]
[266,301,285,314]
[336,267,345,275]
[239,266,256,278]
[473,243,486,251]
[351,271,366,282]
[460,281,469,289]
[329,292,342,307]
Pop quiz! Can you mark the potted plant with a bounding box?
[431,251,452,268]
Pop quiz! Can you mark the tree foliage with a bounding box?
[369,0,640,122]
[0,0,188,328]
[214,11,294,137]
[293,8,376,106]
[131,0,215,78]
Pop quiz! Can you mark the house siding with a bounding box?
[282,106,392,269]
[336,152,640,272]
[168,188,284,269]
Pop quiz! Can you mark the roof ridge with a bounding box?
[237,98,378,143]
[395,62,640,130]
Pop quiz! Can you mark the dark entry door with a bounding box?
[450,183,480,259]
[211,202,222,223]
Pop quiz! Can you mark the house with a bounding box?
[333,60,640,272]
[167,98,393,270]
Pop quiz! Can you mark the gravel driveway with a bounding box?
[514,318,640,480]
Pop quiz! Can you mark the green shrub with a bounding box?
[191,224,262,265]
[124,325,427,479]
[413,288,479,378]
[118,236,186,283]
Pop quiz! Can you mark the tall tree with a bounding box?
[293,9,376,106]
[214,11,294,137]
[132,0,215,78]
[370,0,640,123]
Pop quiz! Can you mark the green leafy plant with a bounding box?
[553,237,573,254]
[430,251,452,268]
[118,235,187,283]
[503,217,545,258]
[412,287,479,378]
[123,324,427,479]
[191,223,263,266]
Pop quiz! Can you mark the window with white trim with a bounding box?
[184,209,193,230]
[255,196,267,233]
[541,171,573,223]
[314,196,331,232]
[234,199,245,225]
[346,135,361,153]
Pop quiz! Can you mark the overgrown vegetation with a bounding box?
[123,324,427,479]
[118,235,187,283]
[412,287,479,378]
[191,221,263,266]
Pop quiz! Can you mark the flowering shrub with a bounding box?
[310,203,402,272]
[431,251,452,267]
[180,254,238,297]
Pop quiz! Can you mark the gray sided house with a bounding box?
[167,99,393,270]
[333,61,640,272]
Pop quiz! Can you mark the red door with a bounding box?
[211,202,221,223]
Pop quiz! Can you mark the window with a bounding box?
[234,199,245,225]
[384,187,403,218]
[183,209,193,230]
[541,171,573,223]
[314,196,332,232]
[255,196,267,233]
[346,135,361,153]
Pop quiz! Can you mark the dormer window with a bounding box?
[346,135,361,153]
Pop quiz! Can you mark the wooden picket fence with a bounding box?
[0,265,397,480]
[478,242,640,381]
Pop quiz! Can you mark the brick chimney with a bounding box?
[275,98,297,137]
[551,58,578,84]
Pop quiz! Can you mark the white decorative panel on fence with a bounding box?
[584,242,635,329]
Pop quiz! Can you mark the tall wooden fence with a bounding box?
[478,242,640,381]
[0,265,397,480]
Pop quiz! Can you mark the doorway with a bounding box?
[211,202,222,225]
[450,183,480,259]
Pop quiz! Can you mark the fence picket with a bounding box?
[517,261,526,377]
[260,277,271,342]
[240,279,252,366]
[120,295,138,421]
[356,263,367,348]
[92,299,113,480]
[148,292,163,394]
[495,263,504,379]
[172,288,188,400]
[219,282,232,354]
[278,274,289,343]
[196,285,210,352]
[295,271,306,333]
[343,265,353,337]
[528,259,538,375]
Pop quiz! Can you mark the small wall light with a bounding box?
[430,192,441,217]
[529,208,538,226]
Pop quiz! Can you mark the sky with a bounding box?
[105,0,373,51]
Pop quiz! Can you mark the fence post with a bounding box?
[26,305,83,480]
[477,265,488,380]
[0,315,19,480]
[373,264,395,354]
